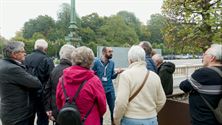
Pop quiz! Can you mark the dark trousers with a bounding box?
[101,91,115,125]
[30,97,49,125]
[15,118,33,125]
[2,117,33,125]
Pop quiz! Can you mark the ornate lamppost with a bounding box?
[65,0,81,46]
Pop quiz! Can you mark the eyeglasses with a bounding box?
[16,50,26,53]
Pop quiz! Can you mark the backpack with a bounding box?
[57,78,94,125]
[200,67,222,124]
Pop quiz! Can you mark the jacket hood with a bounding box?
[159,62,175,74]
[63,65,95,85]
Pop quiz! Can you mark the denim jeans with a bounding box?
[121,116,158,125]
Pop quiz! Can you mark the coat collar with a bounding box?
[3,58,26,69]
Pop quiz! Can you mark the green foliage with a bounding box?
[56,3,71,39]
[99,15,139,46]
[147,14,168,44]
[23,15,55,39]
[162,0,222,53]
[0,35,8,57]
[80,13,105,44]
[117,11,142,39]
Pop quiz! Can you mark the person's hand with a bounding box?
[46,110,55,121]
[116,68,124,74]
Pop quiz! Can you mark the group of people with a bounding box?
[0,39,221,125]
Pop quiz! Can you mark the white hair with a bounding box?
[34,39,48,50]
[59,44,75,60]
[207,44,222,61]
[128,45,145,63]
[152,54,164,63]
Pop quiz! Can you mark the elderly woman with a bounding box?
[56,46,107,125]
[44,44,75,123]
[114,45,166,125]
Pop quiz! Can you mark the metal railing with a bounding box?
[173,64,203,78]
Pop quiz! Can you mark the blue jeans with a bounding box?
[121,116,158,125]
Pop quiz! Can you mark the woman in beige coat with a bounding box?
[113,45,166,125]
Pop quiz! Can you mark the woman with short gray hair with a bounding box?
[114,45,166,125]
[56,46,106,125]
[71,46,95,69]
[45,44,75,124]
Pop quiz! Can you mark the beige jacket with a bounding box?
[114,61,166,125]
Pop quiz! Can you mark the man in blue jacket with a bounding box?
[139,41,157,73]
[92,47,122,125]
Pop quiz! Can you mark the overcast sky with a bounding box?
[0,0,163,39]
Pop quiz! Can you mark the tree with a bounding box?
[147,14,168,44]
[0,35,8,57]
[55,3,71,39]
[117,11,142,40]
[99,15,139,46]
[139,24,151,41]
[162,0,222,52]
[80,13,105,44]
[23,15,55,39]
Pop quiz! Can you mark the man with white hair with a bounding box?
[44,44,75,124]
[114,45,166,125]
[24,39,54,125]
[180,44,222,125]
[152,54,175,95]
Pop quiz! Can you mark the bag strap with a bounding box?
[61,77,87,103]
[82,102,95,122]
[61,76,93,122]
[129,71,149,102]
[199,94,215,111]
[208,67,222,78]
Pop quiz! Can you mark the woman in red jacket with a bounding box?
[56,46,107,125]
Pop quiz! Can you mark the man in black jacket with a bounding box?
[44,44,75,124]
[180,44,222,125]
[0,41,42,125]
[152,54,175,95]
[24,39,54,125]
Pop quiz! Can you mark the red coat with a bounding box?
[56,65,107,125]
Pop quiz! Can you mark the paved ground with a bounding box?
[0,107,111,125]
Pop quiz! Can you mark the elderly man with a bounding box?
[24,39,54,125]
[114,45,166,125]
[180,44,222,125]
[152,54,175,95]
[0,41,42,125]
